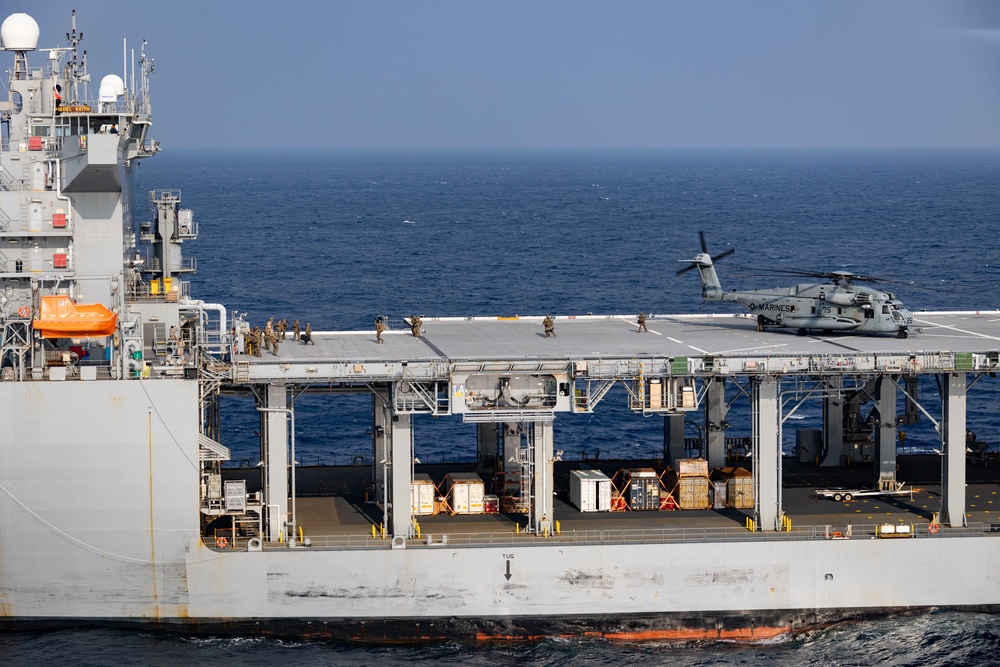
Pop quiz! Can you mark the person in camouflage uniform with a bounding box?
[543,315,555,338]
[408,315,423,337]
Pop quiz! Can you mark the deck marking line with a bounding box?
[417,337,449,358]
[617,316,662,336]
[913,317,1000,341]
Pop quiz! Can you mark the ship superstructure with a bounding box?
[0,11,998,642]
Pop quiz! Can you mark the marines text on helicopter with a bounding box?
[677,233,914,338]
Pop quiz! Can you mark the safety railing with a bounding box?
[225,521,1000,553]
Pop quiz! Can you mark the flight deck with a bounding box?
[232,310,1000,382]
[215,309,1000,546]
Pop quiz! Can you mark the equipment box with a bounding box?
[662,470,710,510]
[570,469,611,512]
[625,468,661,511]
[711,467,754,509]
[483,494,499,514]
[411,473,436,515]
[444,473,485,514]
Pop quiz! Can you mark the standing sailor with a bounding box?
[637,312,648,333]
[408,315,423,337]
[292,320,301,342]
[543,315,555,338]
[375,317,386,344]
[252,327,263,357]
[302,323,314,345]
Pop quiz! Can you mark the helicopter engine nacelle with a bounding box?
[826,290,873,308]
[825,292,856,307]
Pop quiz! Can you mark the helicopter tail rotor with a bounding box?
[677,232,735,276]
[677,232,733,300]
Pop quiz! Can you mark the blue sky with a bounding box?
[8,1,1000,150]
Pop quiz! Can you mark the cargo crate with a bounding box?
[711,466,754,509]
[570,469,611,512]
[661,469,710,510]
[444,473,485,514]
[411,473,436,516]
[625,468,661,511]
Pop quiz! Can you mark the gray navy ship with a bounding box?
[0,10,999,642]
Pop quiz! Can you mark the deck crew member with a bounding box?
[292,320,300,342]
[543,315,555,338]
[375,317,386,343]
[252,327,263,357]
[302,323,314,345]
[278,318,288,340]
[408,315,423,337]
[264,318,275,353]
[637,312,648,333]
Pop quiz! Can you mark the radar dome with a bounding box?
[1,13,40,51]
[100,74,125,97]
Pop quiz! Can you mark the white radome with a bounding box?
[100,74,125,96]
[1,13,40,51]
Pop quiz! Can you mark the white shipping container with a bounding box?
[445,473,485,514]
[411,473,436,515]
[570,469,611,512]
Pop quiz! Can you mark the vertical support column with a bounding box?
[704,378,728,469]
[532,421,554,535]
[752,376,781,531]
[941,372,967,528]
[663,414,686,464]
[263,384,288,542]
[820,376,845,467]
[873,375,898,487]
[389,413,413,540]
[372,388,389,523]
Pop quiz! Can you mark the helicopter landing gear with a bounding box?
[797,328,807,337]
[897,330,908,339]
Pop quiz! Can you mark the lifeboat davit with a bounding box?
[31,295,117,339]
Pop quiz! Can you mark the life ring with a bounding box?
[928,523,940,534]
[352,455,365,466]
[17,306,30,318]
[831,531,843,538]
[216,536,229,548]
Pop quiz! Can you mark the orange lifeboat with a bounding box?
[31,296,118,339]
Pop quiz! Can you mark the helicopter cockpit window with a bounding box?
[882,305,890,314]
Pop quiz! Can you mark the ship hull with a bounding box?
[1,379,998,642]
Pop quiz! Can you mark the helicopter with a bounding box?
[677,233,914,338]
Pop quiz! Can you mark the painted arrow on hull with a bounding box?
[504,560,512,581]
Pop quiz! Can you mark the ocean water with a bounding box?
[9,149,1000,661]
[150,148,1000,466]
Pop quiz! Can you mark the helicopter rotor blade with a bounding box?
[699,231,708,254]
[676,262,698,276]
[711,247,736,263]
